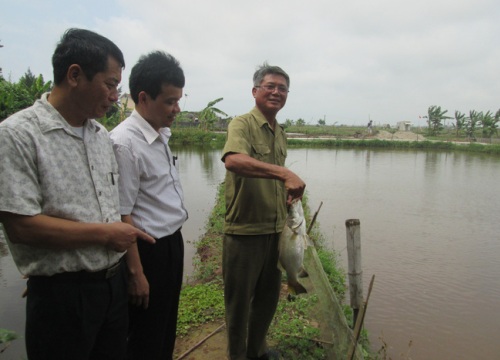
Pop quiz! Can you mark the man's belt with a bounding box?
[33,258,123,281]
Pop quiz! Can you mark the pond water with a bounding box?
[1,146,499,359]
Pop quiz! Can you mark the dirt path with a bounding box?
[174,322,228,360]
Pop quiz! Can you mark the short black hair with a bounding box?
[253,62,290,88]
[129,51,185,104]
[52,28,125,85]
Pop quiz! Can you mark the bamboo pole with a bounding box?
[345,219,363,326]
[307,201,323,235]
[275,332,335,345]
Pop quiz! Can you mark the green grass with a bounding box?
[0,328,19,356]
[268,295,327,359]
[287,138,500,154]
[176,281,225,337]
[169,128,226,147]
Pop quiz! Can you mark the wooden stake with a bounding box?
[346,219,363,325]
[347,274,375,360]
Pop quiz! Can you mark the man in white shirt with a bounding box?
[110,51,188,360]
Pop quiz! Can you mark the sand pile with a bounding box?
[374,130,425,141]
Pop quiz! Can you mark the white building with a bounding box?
[396,121,412,131]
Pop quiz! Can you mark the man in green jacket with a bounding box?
[221,62,306,360]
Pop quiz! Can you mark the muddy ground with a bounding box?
[174,320,228,360]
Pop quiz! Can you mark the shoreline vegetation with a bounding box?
[169,126,500,155]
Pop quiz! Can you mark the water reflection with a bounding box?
[0,225,27,359]
[170,145,226,280]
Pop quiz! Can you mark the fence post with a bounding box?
[346,219,363,327]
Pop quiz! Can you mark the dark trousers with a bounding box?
[223,233,282,360]
[25,261,128,360]
[127,230,184,360]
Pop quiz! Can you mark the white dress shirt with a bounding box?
[110,110,188,239]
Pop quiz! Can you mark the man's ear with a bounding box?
[138,91,148,105]
[67,64,83,87]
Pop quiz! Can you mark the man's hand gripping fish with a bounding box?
[278,199,309,295]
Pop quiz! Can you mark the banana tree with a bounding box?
[453,110,466,137]
[465,110,480,141]
[480,110,498,143]
[198,98,228,131]
[427,105,451,135]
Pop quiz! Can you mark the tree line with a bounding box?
[2,68,498,142]
[0,69,229,132]
[0,69,52,121]
[425,105,499,141]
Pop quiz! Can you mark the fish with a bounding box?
[278,199,309,295]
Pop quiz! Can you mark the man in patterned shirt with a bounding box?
[0,28,154,360]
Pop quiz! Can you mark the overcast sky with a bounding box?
[1,0,499,125]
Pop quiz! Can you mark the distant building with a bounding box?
[396,121,412,131]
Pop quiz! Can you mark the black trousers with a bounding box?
[25,261,128,360]
[127,230,184,360]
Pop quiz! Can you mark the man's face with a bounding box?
[142,84,183,131]
[78,56,122,120]
[252,74,288,116]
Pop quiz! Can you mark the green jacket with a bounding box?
[222,107,288,235]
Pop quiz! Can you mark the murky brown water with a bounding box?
[2,147,499,359]
[287,148,500,359]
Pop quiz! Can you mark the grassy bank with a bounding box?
[288,138,500,154]
[169,128,500,155]
[176,184,371,359]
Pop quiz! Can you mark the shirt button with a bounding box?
[98,191,102,196]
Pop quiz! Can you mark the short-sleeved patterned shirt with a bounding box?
[221,107,288,235]
[0,93,123,276]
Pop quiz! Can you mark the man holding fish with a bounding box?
[221,62,306,360]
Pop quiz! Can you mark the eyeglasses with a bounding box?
[255,84,289,94]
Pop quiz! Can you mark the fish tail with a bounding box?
[288,281,307,295]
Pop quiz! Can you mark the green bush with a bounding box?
[0,80,33,121]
